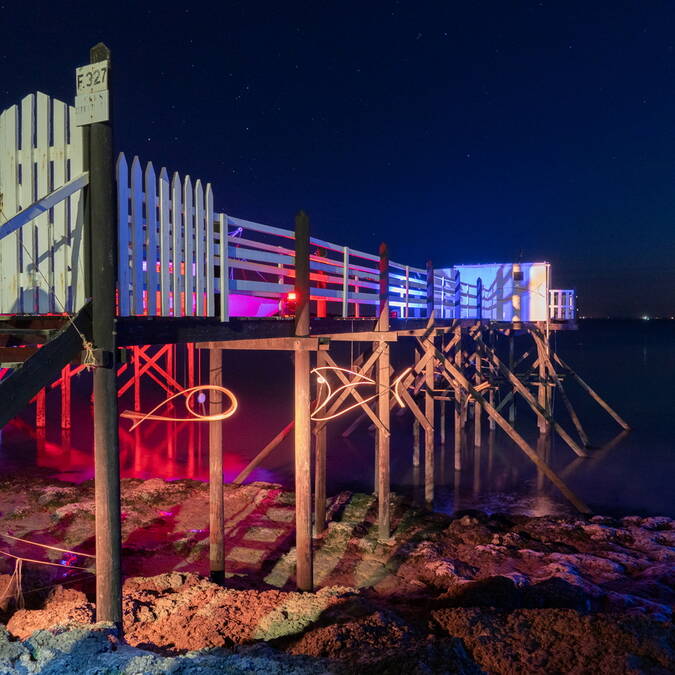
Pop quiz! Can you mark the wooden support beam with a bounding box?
[553,352,631,431]
[530,329,591,448]
[453,325,462,471]
[0,302,92,429]
[376,242,391,540]
[314,351,327,537]
[508,334,516,424]
[412,347,421,466]
[61,364,71,430]
[423,337,591,514]
[474,335,482,447]
[424,317,435,504]
[321,350,387,434]
[36,388,46,428]
[474,335,588,458]
[535,331,549,434]
[209,348,224,584]
[294,210,313,592]
[88,42,122,629]
[196,337,328,351]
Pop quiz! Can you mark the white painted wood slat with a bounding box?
[130,156,144,315]
[116,153,130,315]
[0,105,20,313]
[52,99,68,312]
[183,175,194,316]
[144,162,158,315]
[171,172,183,315]
[205,184,214,316]
[158,167,171,315]
[35,93,51,312]
[20,94,35,313]
[194,179,205,315]
[68,105,86,313]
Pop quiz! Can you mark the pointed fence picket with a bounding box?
[116,154,216,318]
[0,92,85,314]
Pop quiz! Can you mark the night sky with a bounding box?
[2,1,674,317]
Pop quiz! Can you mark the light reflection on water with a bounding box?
[0,320,673,517]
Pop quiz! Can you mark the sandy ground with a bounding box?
[0,475,673,673]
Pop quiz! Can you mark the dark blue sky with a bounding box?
[2,1,674,316]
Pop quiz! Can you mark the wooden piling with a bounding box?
[209,347,224,583]
[413,347,421,466]
[376,242,391,540]
[314,350,327,537]
[294,210,313,591]
[474,332,482,447]
[424,337,591,513]
[60,364,71,429]
[87,43,122,627]
[453,325,462,471]
[36,388,46,428]
[424,326,435,504]
[508,332,516,424]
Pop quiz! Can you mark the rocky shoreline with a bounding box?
[0,476,672,673]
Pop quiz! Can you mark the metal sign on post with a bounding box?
[75,60,110,126]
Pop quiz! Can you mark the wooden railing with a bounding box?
[549,289,576,321]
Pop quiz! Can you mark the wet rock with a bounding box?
[7,585,94,640]
[285,607,480,673]
[432,607,675,674]
[122,572,357,652]
[0,623,335,674]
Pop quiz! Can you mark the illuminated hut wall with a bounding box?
[440,262,551,322]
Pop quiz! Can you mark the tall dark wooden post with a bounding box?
[376,242,391,540]
[294,211,313,591]
[87,43,121,627]
[454,325,463,471]
[209,347,224,583]
[424,261,435,504]
[426,260,434,318]
[313,350,327,536]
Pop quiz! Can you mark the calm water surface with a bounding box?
[1,320,673,518]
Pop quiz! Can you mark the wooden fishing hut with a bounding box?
[0,46,629,629]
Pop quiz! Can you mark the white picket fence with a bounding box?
[0,92,86,314]
[0,93,575,323]
[116,154,217,318]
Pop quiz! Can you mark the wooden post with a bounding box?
[412,347,421,466]
[36,388,46,428]
[294,210,312,591]
[376,242,391,540]
[488,330,496,431]
[187,342,195,389]
[425,337,591,513]
[424,329,435,504]
[314,349,327,536]
[426,260,434,319]
[508,332,516,424]
[454,325,462,471]
[87,43,122,628]
[133,345,141,412]
[474,335,482,447]
[209,347,224,583]
[536,326,549,434]
[61,364,71,429]
[440,398,446,445]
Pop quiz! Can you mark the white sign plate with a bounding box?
[76,61,109,95]
[74,91,110,126]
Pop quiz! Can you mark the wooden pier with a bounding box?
[0,46,629,626]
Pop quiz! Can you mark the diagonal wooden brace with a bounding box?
[420,336,591,514]
[473,335,588,458]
